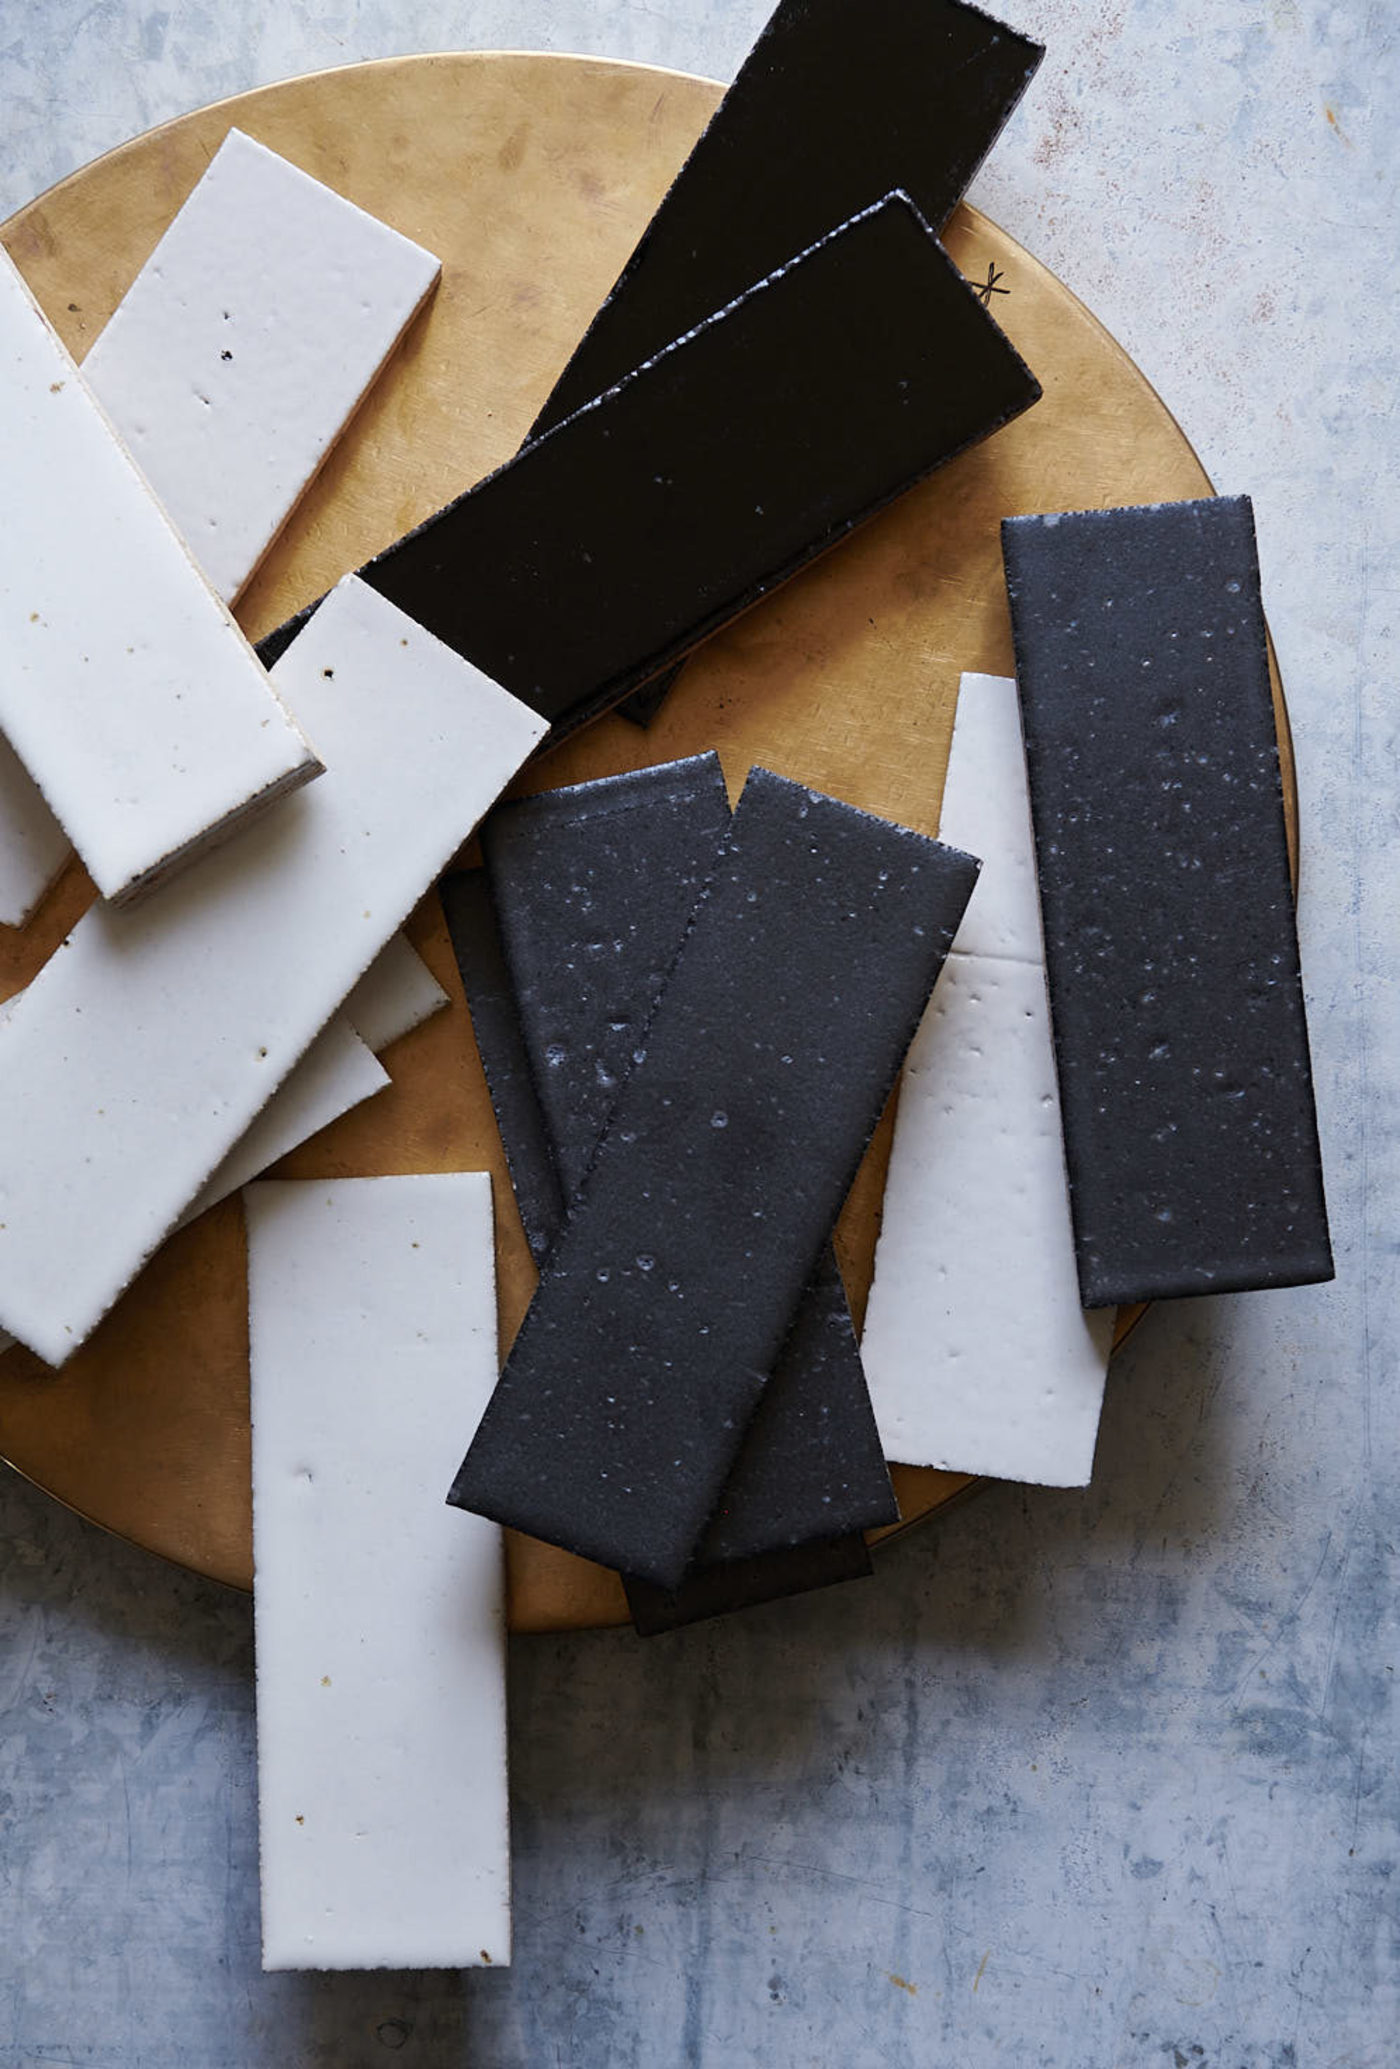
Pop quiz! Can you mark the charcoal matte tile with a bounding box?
[684,1244,894,1563]
[1002,495,1334,1307]
[448,768,979,1588]
[438,870,564,1265]
[624,1532,874,1639]
[523,0,1042,727]
[482,757,734,1209]
[261,194,1039,736]
[478,758,898,1597]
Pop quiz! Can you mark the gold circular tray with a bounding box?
[0,52,1294,1631]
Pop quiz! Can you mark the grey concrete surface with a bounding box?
[1,2,1396,2063]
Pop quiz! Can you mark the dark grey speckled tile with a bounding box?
[1003,496,1333,1307]
[448,767,977,1585]
[463,757,894,1629]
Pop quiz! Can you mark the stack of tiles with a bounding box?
[0,0,1078,1978]
[0,249,320,907]
[0,0,1344,1979]
[522,0,1043,725]
[177,934,449,1229]
[444,755,899,1632]
[533,0,1041,435]
[449,768,979,1590]
[0,578,544,1364]
[0,129,440,928]
[0,934,448,1358]
[258,193,1041,736]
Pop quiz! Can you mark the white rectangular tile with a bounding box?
[931,668,1044,964]
[185,930,450,1223]
[247,1172,508,1971]
[81,128,440,608]
[181,1017,390,1227]
[0,732,71,930]
[342,931,449,1052]
[0,135,438,931]
[0,995,397,1361]
[0,575,544,1364]
[0,933,443,1364]
[862,951,1114,1482]
[0,248,321,907]
[860,672,1114,1485]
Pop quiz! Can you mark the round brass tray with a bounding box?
[0,52,1295,1631]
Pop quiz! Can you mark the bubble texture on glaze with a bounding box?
[1003,496,1333,1306]
[449,768,977,1587]
[475,754,897,1597]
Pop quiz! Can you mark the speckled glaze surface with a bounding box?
[0,3,1395,2065]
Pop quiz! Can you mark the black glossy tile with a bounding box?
[448,767,979,1588]
[251,8,1042,715]
[1002,496,1334,1307]
[524,0,1042,728]
[535,0,1039,438]
[260,194,1038,735]
[474,758,898,1617]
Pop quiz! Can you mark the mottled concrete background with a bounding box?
[1,2,1395,2064]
